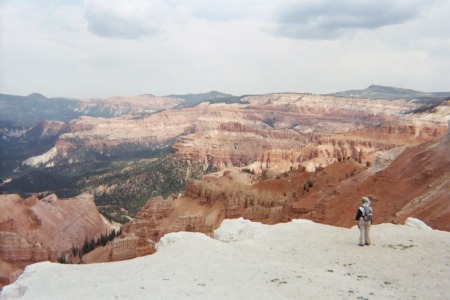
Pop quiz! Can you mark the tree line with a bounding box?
[57,228,122,264]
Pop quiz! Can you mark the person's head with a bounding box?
[362,196,370,205]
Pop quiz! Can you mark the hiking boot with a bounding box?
[359,244,364,247]
[365,242,370,246]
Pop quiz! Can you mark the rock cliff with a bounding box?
[0,193,115,289]
[24,93,448,172]
[109,126,449,261]
[173,95,448,173]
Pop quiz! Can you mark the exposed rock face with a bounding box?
[173,95,449,172]
[20,120,67,141]
[7,93,449,270]
[109,235,138,261]
[0,232,53,265]
[110,127,449,262]
[103,99,449,262]
[0,193,114,289]
[283,132,450,230]
[113,195,210,259]
[24,93,449,171]
[109,168,311,259]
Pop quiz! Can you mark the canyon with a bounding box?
[18,94,447,171]
[94,127,449,262]
[1,87,449,290]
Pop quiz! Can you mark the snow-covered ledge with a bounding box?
[22,147,58,168]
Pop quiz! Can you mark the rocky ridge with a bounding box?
[0,93,182,127]
[76,94,182,116]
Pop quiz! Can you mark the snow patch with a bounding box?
[213,217,263,242]
[404,217,433,230]
[22,147,58,167]
[291,218,315,225]
[156,231,210,251]
[2,219,450,300]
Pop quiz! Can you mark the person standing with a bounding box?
[355,196,373,246]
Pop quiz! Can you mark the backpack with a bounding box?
[363,206,373,222]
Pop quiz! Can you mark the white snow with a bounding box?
[22,147,58,167]
[404,217,433,230]
[1,217,450,300]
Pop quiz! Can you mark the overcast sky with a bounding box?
[1,0,449,98]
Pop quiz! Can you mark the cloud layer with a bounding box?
[273,0,438,40]
[85,0,175,39]
[0,0,449,98]
[83,0,439,41]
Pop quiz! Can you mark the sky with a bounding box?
[1,218,449,299]
[1,0,450,98]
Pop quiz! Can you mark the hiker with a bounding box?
[355,196,373,246]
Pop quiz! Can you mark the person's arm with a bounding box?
[355,208,362,221]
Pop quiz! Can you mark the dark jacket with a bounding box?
[355,204,372,223]
[355,208,363,221]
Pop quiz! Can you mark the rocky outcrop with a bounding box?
[0,193,115,289]
[109,235,138,261]
[185,175,291,220]
[114,196,180,258]
[0,232,53,265]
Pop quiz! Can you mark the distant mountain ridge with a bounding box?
[0,93,80,127]
[0,93,182,127]
[167,91,243,108]
[2,86,449,127]
[330,85,450,102]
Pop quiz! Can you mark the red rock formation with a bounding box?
[171,95,448,172]
[24,93,448,170]
[12,94,449,269]
[110,128,449,262]
[283,131,450,230]
[0,193,114,289]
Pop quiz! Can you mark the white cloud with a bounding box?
[0,0,449,97]
[84,0,177,39]
[272,0,442,40]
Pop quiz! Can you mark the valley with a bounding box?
[0,85,449,290]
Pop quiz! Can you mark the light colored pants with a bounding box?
[358,219,371,245]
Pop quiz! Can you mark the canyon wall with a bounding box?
[0,193,115,289]
[24,93,448,171]
[109,125,449,261]
[3,93,449,284]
